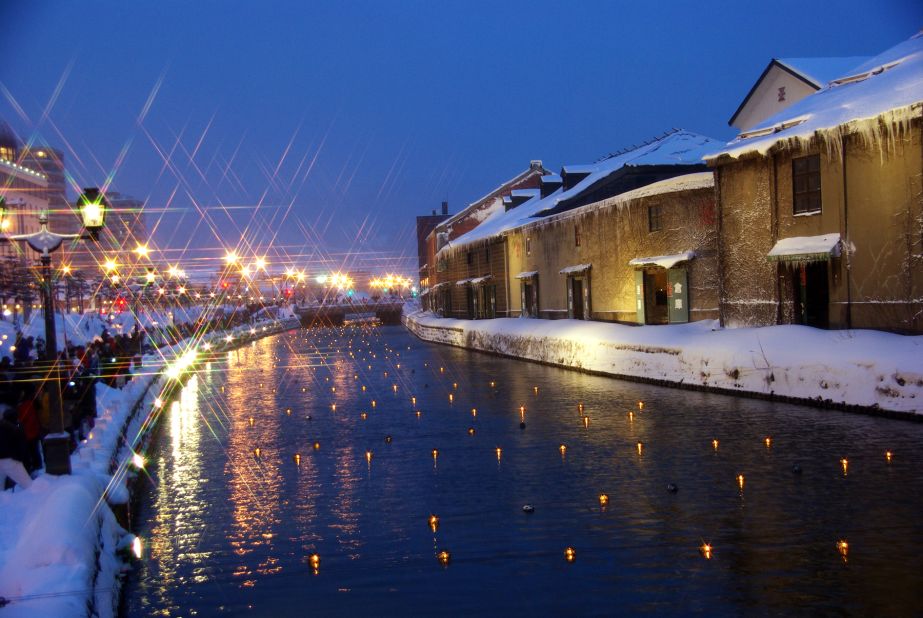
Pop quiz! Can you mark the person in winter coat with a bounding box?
[16,385,42,472]
[0,406,32,490]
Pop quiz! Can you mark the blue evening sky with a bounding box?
[0,1,919,275]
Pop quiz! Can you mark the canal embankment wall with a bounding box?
[403,310,923,419]
[0,316,301,618]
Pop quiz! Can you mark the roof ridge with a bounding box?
[595,128,681,162]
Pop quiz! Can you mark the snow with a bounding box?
[0,313,301,617]
[515,271,538,279]
[437,133,720,255]
[628,251,696,269]
[776,57,870,87]
[469,276,492,285]
[709,32,923,160]
[559,263,592,275]
[767,233,841,261]
[404,310,923,414]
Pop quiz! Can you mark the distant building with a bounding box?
[728,56,868,131]
[415,201,450,287]
[0,121,49,264]
[65,191,147,274]
[19,146,74,236]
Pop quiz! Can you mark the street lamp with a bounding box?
[0,189,108,475]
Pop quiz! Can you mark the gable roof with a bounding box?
[728,56,869,127]
[438,132,720,254]
[438,162,546,230]
[710,31,923,161]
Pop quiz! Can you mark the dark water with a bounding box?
[123,325,923,616]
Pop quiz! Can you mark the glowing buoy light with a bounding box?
[468,427,476,436]
[416,410,422,418]
[840,458,849,475]
[448,394,454,403]
[371,400,376,407]
[385,435,392,444]
[331,386,336,393]
[496,447,502,461]
[559,444,567,456]
[286,408,292,416]
[519,405,525,416]
[360,413,368,420]
[294,453,301,465]
[412,396,417,405]
[583,417,589,429]
[362,385,367,392]
[302,387,306,392]
[599,493,609,506]
[533,386,539,394]
[440,367,444,373]
[429,514,440,532]
[886,450,893,463]
[331,403,337,411]
[700,543,713,560]
[837,539,849,561]
[638,401,644,411]
[132,536,143,559]
[452,382,458,389]
[564,547,576,563]
[438,550,451,566]
[628,411,634,422]
[432,449,439,460]
[736,474,745,490]
[309,553,320,573]
[712,438,719,451]
[254,447,262,458]
[471,408,477,417]
[313,442,320,450]
[578,402,584,413]
[636,441,644,456]
[490,381,495,388]
[764,436,772,448]
[392,384,398,392]
[154,397,164,409]
[366,451,373,464]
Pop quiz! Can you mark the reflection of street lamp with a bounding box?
[0,189,108,475]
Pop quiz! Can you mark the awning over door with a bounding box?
[456,275,492,287]
[431,281,452,291]
[767,233,841,262]
[628,251,695,269]
[559,263,591,275]
[515,271,538,279]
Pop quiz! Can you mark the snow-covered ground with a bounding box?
[404,310,923,415]
[0,314,301,617]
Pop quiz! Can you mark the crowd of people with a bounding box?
[0,309,257,492]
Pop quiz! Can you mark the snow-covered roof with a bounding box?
[438,132,720,254]
[767,233,841,262]
[776,57,870,88]
[710,32,923,160]
[559,263,591,275]
[541,174,562,184]
[515,271,538,279]
[431,281,452,291]
[629,251,696,269]
[439,164,545,228]
[470,275,492,285]
[510,188,540,199]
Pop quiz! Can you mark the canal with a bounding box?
[123,325,923,616]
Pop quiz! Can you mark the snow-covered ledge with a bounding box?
[403,310,923,417]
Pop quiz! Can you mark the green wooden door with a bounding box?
[634,270,645,324]
[667,269,689,323]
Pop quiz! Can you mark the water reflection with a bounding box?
[125,326,923,616]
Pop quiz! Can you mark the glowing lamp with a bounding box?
[638,401,644,411]
[439,367,444,373]
[559,444,567,455]
[360,413,368,420]
[429,514,440,532]
[700,543,712,560]
[313,442,320,450]
[294,453,301,465]
[886,450,893,463]
[416,411,422,418]
[154,397,164,409]
[533,386,539,394]
[438,550,451,566]
[132,453,145,469]
[248,417,254,427]
[578,402,584,413]
[432,449,439,460]
[736,474,745,490]
[489,381,495,388]
[712,439,719,451]
[411,396,416,405]
[371,400,376,407]
[77,188,107,235]
[583,417,589,429]
[628,411,634,422]
[448,394,453,403]
[468,427,476,436]
[392,384,398,392]
[637,441,644,456]
[132,536,143,559]
[452,382,457,389]
[286,408,292,415]
[837,539,849,560]
[564,547,576,563]
[764,436,772,448]
[840,458,849,475]
[366,450,373,464]
[309,553,320,573]
[254,447,261,458]
[495,447,502,461]
[599,493,609,506]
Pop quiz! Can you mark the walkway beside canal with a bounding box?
[0,316,301,618]
[404,310,923,417]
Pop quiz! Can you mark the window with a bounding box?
[575,226,581,247]
[466,251,473,265]
[793,154,821,214]
[526,237,532,256]
[648,205,663,232]
[485,245,490,262]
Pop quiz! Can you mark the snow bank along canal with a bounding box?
[124,325,923,616]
